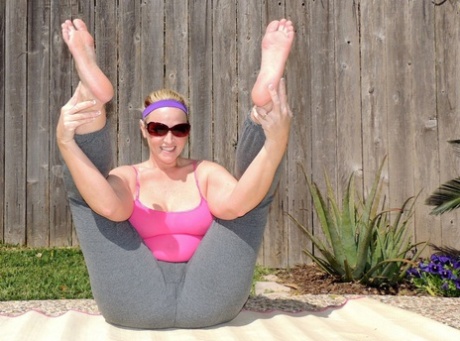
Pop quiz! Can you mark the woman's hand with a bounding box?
[252,78,292,147]
[56,83,101,145]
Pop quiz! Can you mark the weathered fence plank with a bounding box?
[435,1,460,249]
[236,0,265,263]
[4,0,27,245]
[49,0,73,246]
[165,0,189,156]
[188,0,213,161]
[308,0,338,259]
[26,0,51,246]
[212,1,237,172]
[385,1,416,237]
[335,0,362,194]
[141,0,165,160]
[360,0,389,201]
[118,0,143,167]
[93,0,117,168]
[236,0,262,126]
[165,0,189,96]
[409,1,440,247]
[0,0,6,243]
[68,0,97,245]
[261,0,289,268]
[285,0,311,266]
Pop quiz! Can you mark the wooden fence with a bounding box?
[1,0,460,267]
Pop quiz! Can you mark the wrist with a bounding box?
[56,134,76,150]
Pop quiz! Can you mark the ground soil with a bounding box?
[275,264,425,296]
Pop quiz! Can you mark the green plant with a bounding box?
[426,179,460,215]
[410,140,460,296]
[425,139,460,215]
[407,246,460,297]
[250,265,275,296]
[288,158,425,286]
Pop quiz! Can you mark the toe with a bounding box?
[73,18,88,31]
[266,20,280,33]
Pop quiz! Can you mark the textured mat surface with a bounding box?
[0,298,459,341]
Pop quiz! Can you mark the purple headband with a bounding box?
[142,99,188,119]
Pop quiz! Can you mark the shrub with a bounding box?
[288,158,425,286]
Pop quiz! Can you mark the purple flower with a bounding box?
[419,262,429,272]
[442,282,449,291]
[455,279,460,290]
[429,263,441,274]
[431,254,441,264]
[407,268,420,278]
[440,269,453,280]
[439,255,453,267]
[454,261,460,270]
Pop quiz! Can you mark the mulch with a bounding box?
[275,264,425,296]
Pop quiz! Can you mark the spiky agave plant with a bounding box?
[288,158,425,286]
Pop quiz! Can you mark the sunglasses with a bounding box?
[145,122,191,137]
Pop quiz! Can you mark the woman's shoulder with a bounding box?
[194,159,226,172]
[110,164,137,176]
[109,165,138,187]
[194,160,233,184]
[108,164,139,195]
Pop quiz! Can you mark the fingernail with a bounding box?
[92,100,97,105]
[268,84,274,90]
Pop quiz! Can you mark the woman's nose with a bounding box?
[163,131,174,142]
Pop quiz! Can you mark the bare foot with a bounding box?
[61,19,113,106]
[251,19,294,109]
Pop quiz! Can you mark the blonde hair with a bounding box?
[144,89,189,112]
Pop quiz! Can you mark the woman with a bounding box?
[57,18,294,329]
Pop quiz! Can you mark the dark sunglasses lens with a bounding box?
[147,122,168,136]
[171,123,191,137]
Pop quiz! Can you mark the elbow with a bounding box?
[95,206,116,220]
[216,206,249,220]
[96,204,131,222]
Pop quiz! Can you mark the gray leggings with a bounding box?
[63,116,281,329]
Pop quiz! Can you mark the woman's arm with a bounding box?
[205,80,292,220]
[57,88,133,221]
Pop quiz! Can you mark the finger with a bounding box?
[64,116,98,127]
[67,88,82,106]
[68,111,101,121]
[69,100,97,114]
[253,105,269,117]
[278,78,287,106]
[251,107,265,124]
[63,111,101,128]
[277,78,293,117]
[63,116,100,131]
[64,83,88,107]
[268,83,281,110]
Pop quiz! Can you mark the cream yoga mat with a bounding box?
[1,297,459,341]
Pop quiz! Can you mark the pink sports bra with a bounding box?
[128,163,213,262]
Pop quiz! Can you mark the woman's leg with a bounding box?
[64,124,185,329]
[175,115,282,328]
